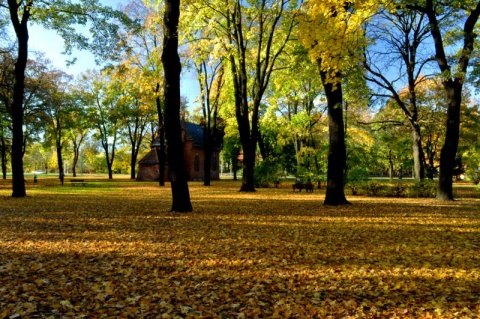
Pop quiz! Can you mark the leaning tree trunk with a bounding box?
[162,0,192,212]
[8,0,30,198]
[320,70,350,206]
[437,83,461,200]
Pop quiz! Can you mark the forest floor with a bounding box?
[0,178,479,318]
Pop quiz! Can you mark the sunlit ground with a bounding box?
[0,177,479,318]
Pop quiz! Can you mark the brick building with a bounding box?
[136,122,221,182]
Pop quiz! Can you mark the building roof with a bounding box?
[184,122,204,148]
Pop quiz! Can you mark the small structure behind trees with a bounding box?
[137,122,222,182]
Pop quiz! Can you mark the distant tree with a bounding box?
[364,9,434,182]
[2,0,128,196]
[40,70,75,183]
[81,70,121,179]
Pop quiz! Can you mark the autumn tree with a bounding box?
[300,0,381,205]
[185,0,298,192]
[122,0,167,185]
[2,0,127,197]
[404,0,480,200]
[81,71,121,179]
[105,65,155,179]
[364,9,434,182]
[40,70,75,183]
[194,60,225,186]
[162,0,192,212]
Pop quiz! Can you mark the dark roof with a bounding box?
[184,122,204,148]
[138,149,158,165]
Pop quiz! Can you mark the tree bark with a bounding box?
[436,84,461,200]
[162,0,192,212]
[1,135,7,179]
[155,89,166,186]
[8,0,31,197]
[320,69,349,206]
[411,123,425,182]
[415,0,480,200]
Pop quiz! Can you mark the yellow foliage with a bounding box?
[300,0,386,85]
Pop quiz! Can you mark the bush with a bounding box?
[346,167,369,195]
[384,182,408,197]
[362,180,384,196]
[407,180,437,198]
[254,159,285,188]
[466,169,480,185]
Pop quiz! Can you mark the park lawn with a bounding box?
[0,179,479,318]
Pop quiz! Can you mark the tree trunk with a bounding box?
[320,70,349,206]
[107,160,113,179]
[437,84,461,200]
[155,94,166,186]
[130,151,136,179]
[411,123,425,182]
[1,135,7,179]
[9,0,29,198]
[162,0,192,212]
[56,144,64,185]
[203,140,212,186]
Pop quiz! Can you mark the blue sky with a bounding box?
[26,0,200,108]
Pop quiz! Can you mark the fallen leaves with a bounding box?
[0,179,479,318]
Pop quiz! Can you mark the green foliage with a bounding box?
[346,167,369,195]
[254,159,285,188]
[466,169,480,185]
[407,180,437,198]
[363,180,384,196]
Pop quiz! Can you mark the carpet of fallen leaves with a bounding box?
[1,178,479,319]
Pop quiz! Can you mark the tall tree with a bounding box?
[300,0,380,205]
[162,0,192,212]
[364,9,434,182]
[41,70,74,183]
[405,0,480,200]
[124,0,167,185]
[185,0,298,192]
[2,0,127,197]
[81,70,121,179]
[195,60,225,186]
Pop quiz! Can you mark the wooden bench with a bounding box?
[70,179,86,186]
[292,181,314,193]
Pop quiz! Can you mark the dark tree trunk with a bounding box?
[72,135,85,177]
[415,0,480,200]
[162,0,192,212]
[155,94,166,186]
[130,151,136,179]
[1,135,7,179]
[203,135,212,186]
[437,84,461,200]
[320,70,349,206]
[8,0,30,198]
[56,144,64,185]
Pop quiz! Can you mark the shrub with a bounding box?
[407,180,437,198]
[346,167,369,195]
[466,169,480,185]
[254,159,285,188]
[362,180,384,196]
[384,182,408,197]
